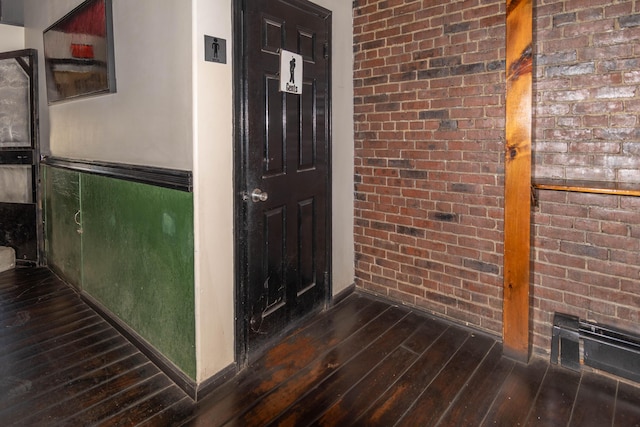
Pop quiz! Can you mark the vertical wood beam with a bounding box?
[504,0,533,362]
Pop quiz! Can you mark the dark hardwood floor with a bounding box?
[1,267,640,426]
[0,267,192,426]
[188,296,640,427]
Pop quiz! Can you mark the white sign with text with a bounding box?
[280,50,303,95]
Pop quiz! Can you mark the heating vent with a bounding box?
[551,313,640,383]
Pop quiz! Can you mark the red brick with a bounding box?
[354,0,640,355]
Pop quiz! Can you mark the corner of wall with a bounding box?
[192,0,235,383]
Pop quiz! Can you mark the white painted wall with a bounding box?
[23,0,193,170]
[193,0,235,381]
[0,24,24,52]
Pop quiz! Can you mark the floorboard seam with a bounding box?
[349,325,454,426]
[231,307,410,425]
[522,361,550,425]
[432,341,499,426]
[0,347,145,418]
[275,311,417,426]
[15,360,155,425]
[66,374,171,425]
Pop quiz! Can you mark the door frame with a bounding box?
[0,49,43,266]
[232,0,333,366]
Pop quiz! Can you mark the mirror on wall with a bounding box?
[43,0,116,103]
[0,54,30,148]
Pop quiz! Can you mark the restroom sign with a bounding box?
[280,50,303,95]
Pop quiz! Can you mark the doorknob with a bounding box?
[251,188,268,202]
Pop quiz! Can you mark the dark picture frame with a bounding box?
[43,0,116,103]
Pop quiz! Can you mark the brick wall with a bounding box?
[534,0,640,182]
[354,0,640,356]
[532,191,640,351]
[532,0,640,351]
[353,0,507,336]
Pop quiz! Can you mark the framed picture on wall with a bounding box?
[43,0,116,103]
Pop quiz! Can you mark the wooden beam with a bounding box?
[503,0,533,362]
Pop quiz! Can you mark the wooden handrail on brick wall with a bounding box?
[532,179,640,197]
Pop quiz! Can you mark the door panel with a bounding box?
[299,80,317,170]
[239,0,331,357]
[297,197,316,294]
[265,74,285,175]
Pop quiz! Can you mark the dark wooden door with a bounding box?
[237,0,331,358]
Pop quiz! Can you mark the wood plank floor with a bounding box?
[0,267,192,426]
[188,293,640,427]
[2,268,640,426]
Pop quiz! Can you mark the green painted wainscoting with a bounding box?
[43,165,196,379]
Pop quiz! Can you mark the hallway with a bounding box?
[2,268,640,426]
